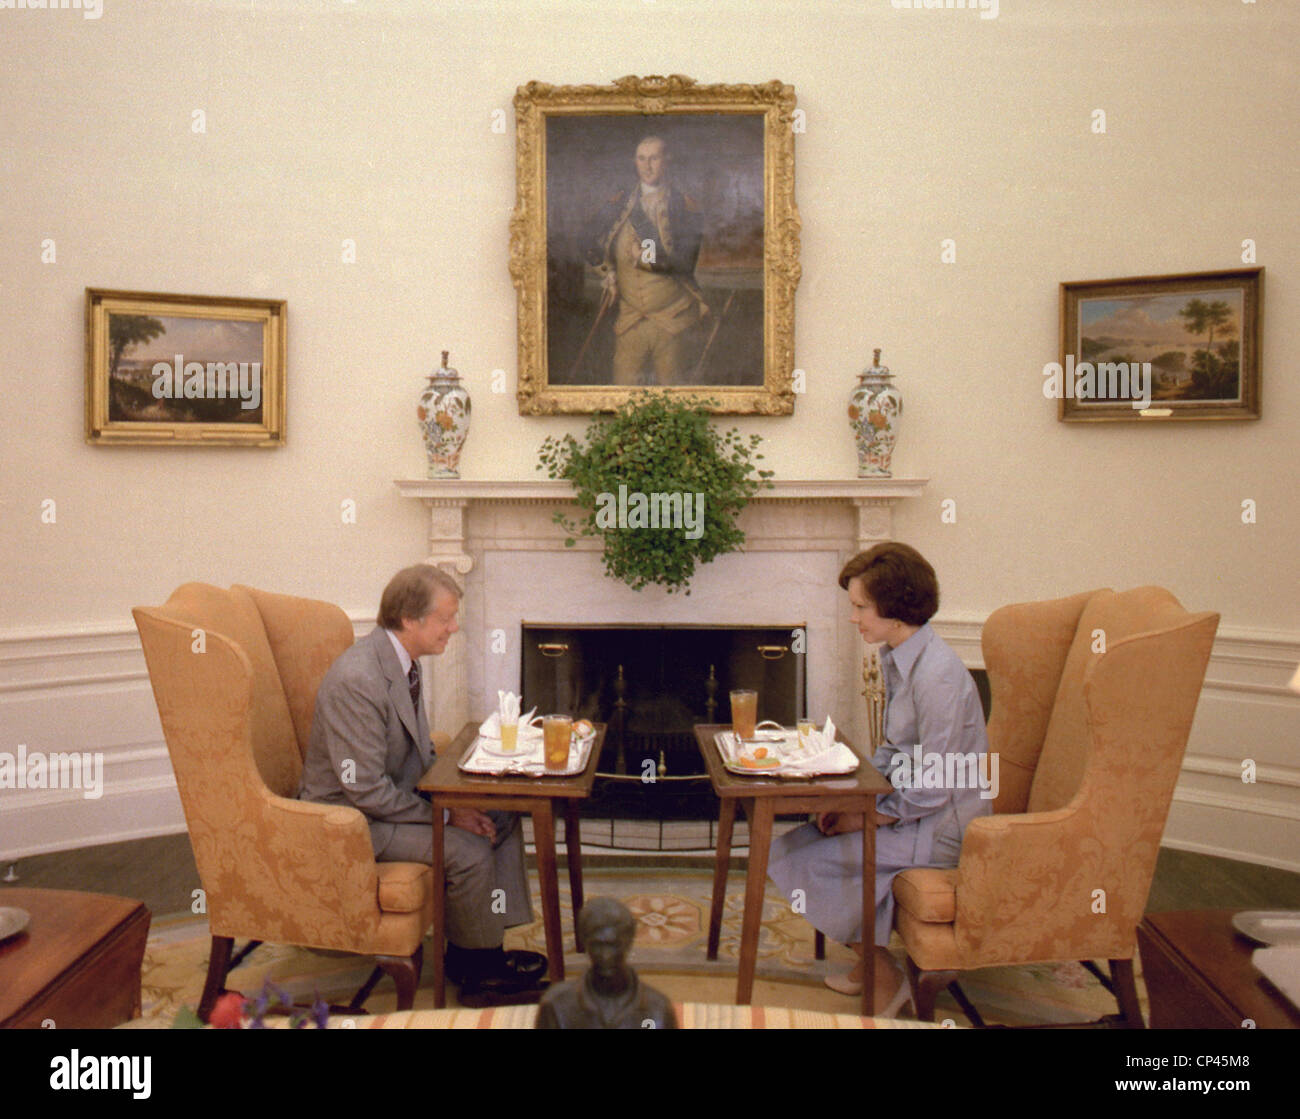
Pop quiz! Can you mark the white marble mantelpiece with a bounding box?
[396,477,927,739]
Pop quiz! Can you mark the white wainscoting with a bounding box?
[1,616,1296,872]
[0,615,373,864]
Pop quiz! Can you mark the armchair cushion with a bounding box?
[377,863,432,916]
[892,867,958,925]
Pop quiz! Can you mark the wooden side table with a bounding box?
[1138,909,1300,1029]
[0,888,151,1029]
[694,724,892,1017]
[418,721,603,1008]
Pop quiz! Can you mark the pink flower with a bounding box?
[209,991,246,1029]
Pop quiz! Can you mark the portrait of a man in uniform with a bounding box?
[588,134,708,385]
[543,113,766,389]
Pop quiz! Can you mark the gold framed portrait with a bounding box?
[510,74,801,415]
[85,288,286,446]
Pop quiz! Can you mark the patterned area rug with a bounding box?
[130,867,1148,1027]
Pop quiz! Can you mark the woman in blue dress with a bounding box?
[768,542,992,1012]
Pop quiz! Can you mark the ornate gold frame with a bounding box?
[510,75,800,415]
[85,288,286,446]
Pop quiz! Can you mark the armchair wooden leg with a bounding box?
[348,966,384,1012]
[1109,958,1144,1028]
[376,946,423,1011]
[904,957,961,1024]
[198,936,234,1023]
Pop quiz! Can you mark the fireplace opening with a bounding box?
[522,624,805,823]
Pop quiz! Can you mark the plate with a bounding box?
[1232,910,1300,947]
[0,907,31,941]
[478,737,541,759]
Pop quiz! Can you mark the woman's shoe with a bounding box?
[824,965,864,996]
[824,961,913,1017]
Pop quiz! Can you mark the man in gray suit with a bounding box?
[299,564,544,997]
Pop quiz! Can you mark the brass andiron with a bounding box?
[862,649,886,751]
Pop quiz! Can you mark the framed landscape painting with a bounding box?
[1057,268,1261,422]
[85,288,286,446]
[510,74,801,414]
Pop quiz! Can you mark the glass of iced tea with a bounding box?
[542,715,573,772]
[730,689,758,741]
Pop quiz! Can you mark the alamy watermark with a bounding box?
[1042,355,1152,410]
[0,0,102,19]
[594,484,705,541]
[151,355,262,411]
[891,0,998,21]
[49,1051,150,1099]
[888,745,999,800]
[0,745,103,799]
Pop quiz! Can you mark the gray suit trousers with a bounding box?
[374,809,532,950]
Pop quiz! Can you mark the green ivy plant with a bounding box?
[537,393,774,594]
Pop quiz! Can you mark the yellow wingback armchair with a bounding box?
[133,583,434,1020]
[891,586,1218,1026]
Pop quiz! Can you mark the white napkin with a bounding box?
[1253,947,1300,1010]
[781,715,858,774]
[478,698,541,741]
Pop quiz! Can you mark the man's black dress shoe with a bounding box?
[444,945,548,996]
[447,940,548,987]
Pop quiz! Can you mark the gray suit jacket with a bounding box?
[298,626,433,855]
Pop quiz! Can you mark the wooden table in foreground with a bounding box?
[0,888,150,1029]
[1137,909,1300,1029]
[694,724,891,1017]
[418,721,603,1008]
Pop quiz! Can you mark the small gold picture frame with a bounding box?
[511,74,801,414]
[85,288,286,446]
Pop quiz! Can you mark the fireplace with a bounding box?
[522,623,805,821]
[396,477,935,845]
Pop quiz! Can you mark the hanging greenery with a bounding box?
[537,393,774,594]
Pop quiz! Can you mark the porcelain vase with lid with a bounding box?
[418,350,471,479]
[848,347,902,477]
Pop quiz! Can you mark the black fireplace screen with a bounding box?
[521,623,805,821]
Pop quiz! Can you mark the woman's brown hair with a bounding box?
[837,542,938,626]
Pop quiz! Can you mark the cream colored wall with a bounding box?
[1,0,1296,863]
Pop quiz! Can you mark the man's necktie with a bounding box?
[407,661,421,713]
[408,660,434,797]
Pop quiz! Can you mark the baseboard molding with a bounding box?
[3,782,188,862]
[1160,834,1300,876]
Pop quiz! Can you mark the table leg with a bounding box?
[707,796,736,960]
[861,819,875,1018]
[737,799,774,1005]
[532,801,564,981]
[563,798,585,952]
[431,803,446,1009]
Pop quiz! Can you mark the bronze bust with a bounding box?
[535,898,678,1029]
